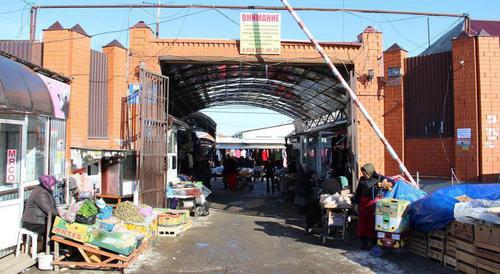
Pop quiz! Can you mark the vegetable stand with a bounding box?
[51,235,149,273]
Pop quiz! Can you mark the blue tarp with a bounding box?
[384,179,427,202]
[408,184,500,232]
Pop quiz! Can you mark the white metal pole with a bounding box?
[281,0,418,187]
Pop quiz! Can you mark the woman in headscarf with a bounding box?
[22,175,58,236]
[354,163,386,249]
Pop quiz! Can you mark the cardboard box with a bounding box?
[51,216,92,243]
[375,198,409,217]
[375,215,409,233]
[88,230,138,256]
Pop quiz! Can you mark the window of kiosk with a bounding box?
[25,116,49,186]
[0,123,23,193]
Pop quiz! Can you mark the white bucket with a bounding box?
[37,253,53,271]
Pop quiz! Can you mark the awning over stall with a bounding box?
[0,52,71,117]
[0,54,53,115]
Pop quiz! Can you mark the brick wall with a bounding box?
[476,36,500,181]
[405,138,455,177]
[383,47,406,175]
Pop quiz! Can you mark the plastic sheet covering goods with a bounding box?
[408,184,500,232]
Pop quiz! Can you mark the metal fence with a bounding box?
[137,69,169,207]
[88,50,109,138]
[0,40,43,66]
[404,51,454,138]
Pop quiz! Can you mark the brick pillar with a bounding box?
[128,21,159,83]
[103,40,128,150]
[475,34,500,182]
[383,44,407,175]
[43,22,91,171]
[452,33,480,181]
[354,26,385,174]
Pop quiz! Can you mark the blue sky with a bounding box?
[1,0,498,135]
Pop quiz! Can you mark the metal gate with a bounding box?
[138,69,169,207]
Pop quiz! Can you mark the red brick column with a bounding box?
[103,40,128,150]
[475,35,500,181]
[383,44,407,175]
[355,27,385,174]
[452,33,480,181]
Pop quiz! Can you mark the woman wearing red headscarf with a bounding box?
[22,175,58,236]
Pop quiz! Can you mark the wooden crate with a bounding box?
[427,248,444,263]
[456,249,477,267]
[444,255,457,270]
[456,240,478,274]
[446,235,457,257]
[474,223,500,249]
[456,261,478,274]
[408,232,428,258]
[475,246,500,274]
[429,238,445,251]
[452,221,475,243]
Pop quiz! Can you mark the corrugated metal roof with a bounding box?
[419,19,500,56]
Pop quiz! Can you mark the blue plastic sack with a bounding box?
[384,179,427,202]
[408,184,500,232]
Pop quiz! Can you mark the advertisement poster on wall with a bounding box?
[37,73,71,119]
[240,13,281,55]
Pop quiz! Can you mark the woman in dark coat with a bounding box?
[22,175,58,236]
[295,163,312,212]
[354,163,384,249]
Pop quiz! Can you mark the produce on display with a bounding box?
[77,200,99,218]
[113,201,145,223]
[89,230,140,256]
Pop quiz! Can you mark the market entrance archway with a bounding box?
[129,22,386,178]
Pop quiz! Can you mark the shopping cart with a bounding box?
[320,204,354,245]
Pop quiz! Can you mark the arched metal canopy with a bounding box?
[161,62,352,120]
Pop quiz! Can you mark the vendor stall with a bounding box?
[166,179,211,218]
[0,52,70,257]
[49,199,159,272]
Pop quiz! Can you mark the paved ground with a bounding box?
[29,179,456,273]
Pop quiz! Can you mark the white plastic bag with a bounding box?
[454,199,500,224]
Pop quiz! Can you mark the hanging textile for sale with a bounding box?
[229,149,235,157]
[282,149,288,167]
[188,153,194,168]
[241,149,247,158]
[234,149,241,158]
[262,149,269,162]
[247,149,253,159]
[274,150,282,161]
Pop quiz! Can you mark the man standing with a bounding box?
[264,160,275,193]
